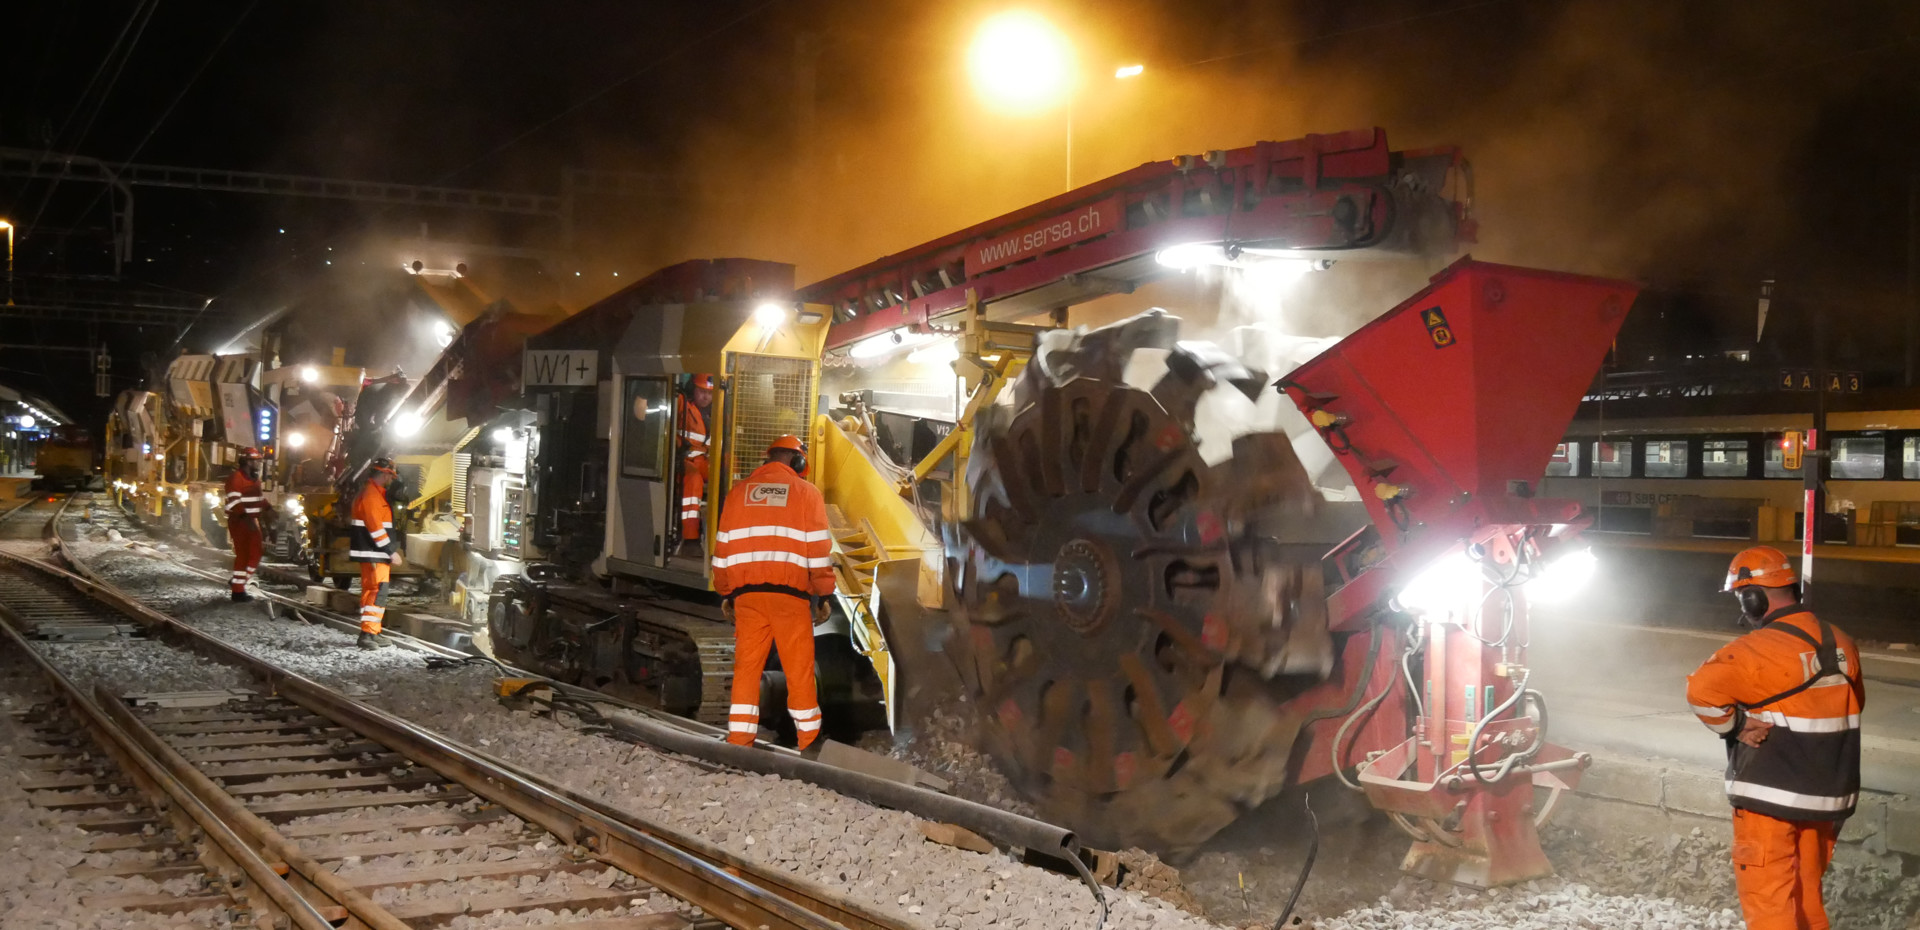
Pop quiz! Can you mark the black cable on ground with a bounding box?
[1064,845,1108,930]
[1271,793,1320,929]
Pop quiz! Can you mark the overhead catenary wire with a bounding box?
[68,0,262,230]
[26,0,164,237]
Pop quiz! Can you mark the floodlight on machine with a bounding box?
[1390,551,1480,618]
[753,302,792,330]
[300,366,319,383]
[394,411,424,437]
[1526,548,1597,604]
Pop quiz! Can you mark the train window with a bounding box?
[1701,439,1749,478]
[1906,438,1920,479]
[1592,441,1631,478]
[1642,440,1687,478]
[619,377,672,478]
[1546,441,1581,477]
[1762,433,1803,478]
[1831,436,1886,480]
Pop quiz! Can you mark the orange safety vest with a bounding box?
[348,482,397,563]
[223,470,267,519]
[1687,607,1865,821]
[677,396,710,478]
[710,460,834,601]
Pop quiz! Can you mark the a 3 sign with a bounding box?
[1777,369,1862,393]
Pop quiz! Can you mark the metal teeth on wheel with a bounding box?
[954,312,1328,854]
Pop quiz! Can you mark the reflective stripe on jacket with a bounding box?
[1686,607,1865,821]
[223,471,267,518]
[348,482,397,563]
[711,460,834,601]
[677,397,710,477]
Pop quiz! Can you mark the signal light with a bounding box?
[1781,430,1804,470]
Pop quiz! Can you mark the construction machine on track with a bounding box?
[482,128,1641,881]
[230,127,1638,882]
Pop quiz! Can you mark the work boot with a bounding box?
[356,632,383,650]
[231,591,253,603]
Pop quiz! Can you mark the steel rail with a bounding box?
[82,493,1096,868]
[0,544,904,930]
[90,684,418,930]
[0,605,338,930]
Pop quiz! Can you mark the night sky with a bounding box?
[5,0,1919,422]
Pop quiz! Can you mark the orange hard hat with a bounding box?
[767,434,804,454]
[690,373,715,390]
[1724,545,1795,591]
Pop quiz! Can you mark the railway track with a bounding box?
[0,518,906,930]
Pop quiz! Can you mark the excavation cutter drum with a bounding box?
[954,311,1342,852]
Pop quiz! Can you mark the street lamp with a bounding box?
[0,219,12,307]
[967,12,1073,114]
[966,14,1143,190]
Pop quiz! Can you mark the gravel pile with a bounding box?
[1548,823,1920,929]
[881,705,1035,817]
[1317,877,1745,930]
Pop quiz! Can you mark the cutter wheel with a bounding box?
[954,311,1337,854]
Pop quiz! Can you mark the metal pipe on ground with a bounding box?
[596,704,1080,859]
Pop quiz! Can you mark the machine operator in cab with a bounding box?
[223,448,274,602]
[710,435,834,750]
[347,458,405,650]
[676,373,716,558]
[1686,546,1864,930]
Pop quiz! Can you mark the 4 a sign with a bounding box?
[524,350,598,387]
[1777,369,1862,393]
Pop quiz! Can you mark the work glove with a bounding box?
[721,599,735,621]
[812,597,831,623]
[390,551,407,569]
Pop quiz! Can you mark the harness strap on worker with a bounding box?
[1744,612,1842,711]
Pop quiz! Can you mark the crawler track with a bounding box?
[0,529,904,930]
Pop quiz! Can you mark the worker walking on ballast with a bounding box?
[710,434,834,749]
[1687,545,1864,930]
[223,447,274,602]
[347,458,405,650]
[676,373,715,557]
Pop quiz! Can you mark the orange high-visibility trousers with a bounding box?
[680,468,704,543]
[1731,807,1838,930]
[229,518,262,593]
[726,592,821,749]
[358,562,390,634]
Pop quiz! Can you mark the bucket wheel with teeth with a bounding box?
[953,311,1339,854]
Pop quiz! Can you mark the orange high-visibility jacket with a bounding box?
[677,397,710,478]
[223,470,267,519]
[710,460,835,601]
[348,482,397,563]
[1687,607,1865,821]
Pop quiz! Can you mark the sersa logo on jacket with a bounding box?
[1801,649,1852,685]
[745,483,789,507]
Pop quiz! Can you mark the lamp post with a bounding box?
[0,219,12,307]
[968,13,1142,190]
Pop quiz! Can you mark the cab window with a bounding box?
[620,378,672,478]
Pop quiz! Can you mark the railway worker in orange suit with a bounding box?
[223,448,274,602]
[347,458,405,650]
[710,435,834,749]
[1686,545,1864,930]
[676,374,716,557]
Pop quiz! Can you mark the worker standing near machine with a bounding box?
[347,458,405,649]
[223,448,273,602]
[1687,545,1864,930]
[676,374,715,557]
[710,435,833,749]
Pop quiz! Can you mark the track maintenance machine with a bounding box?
[490,127,1638,884]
